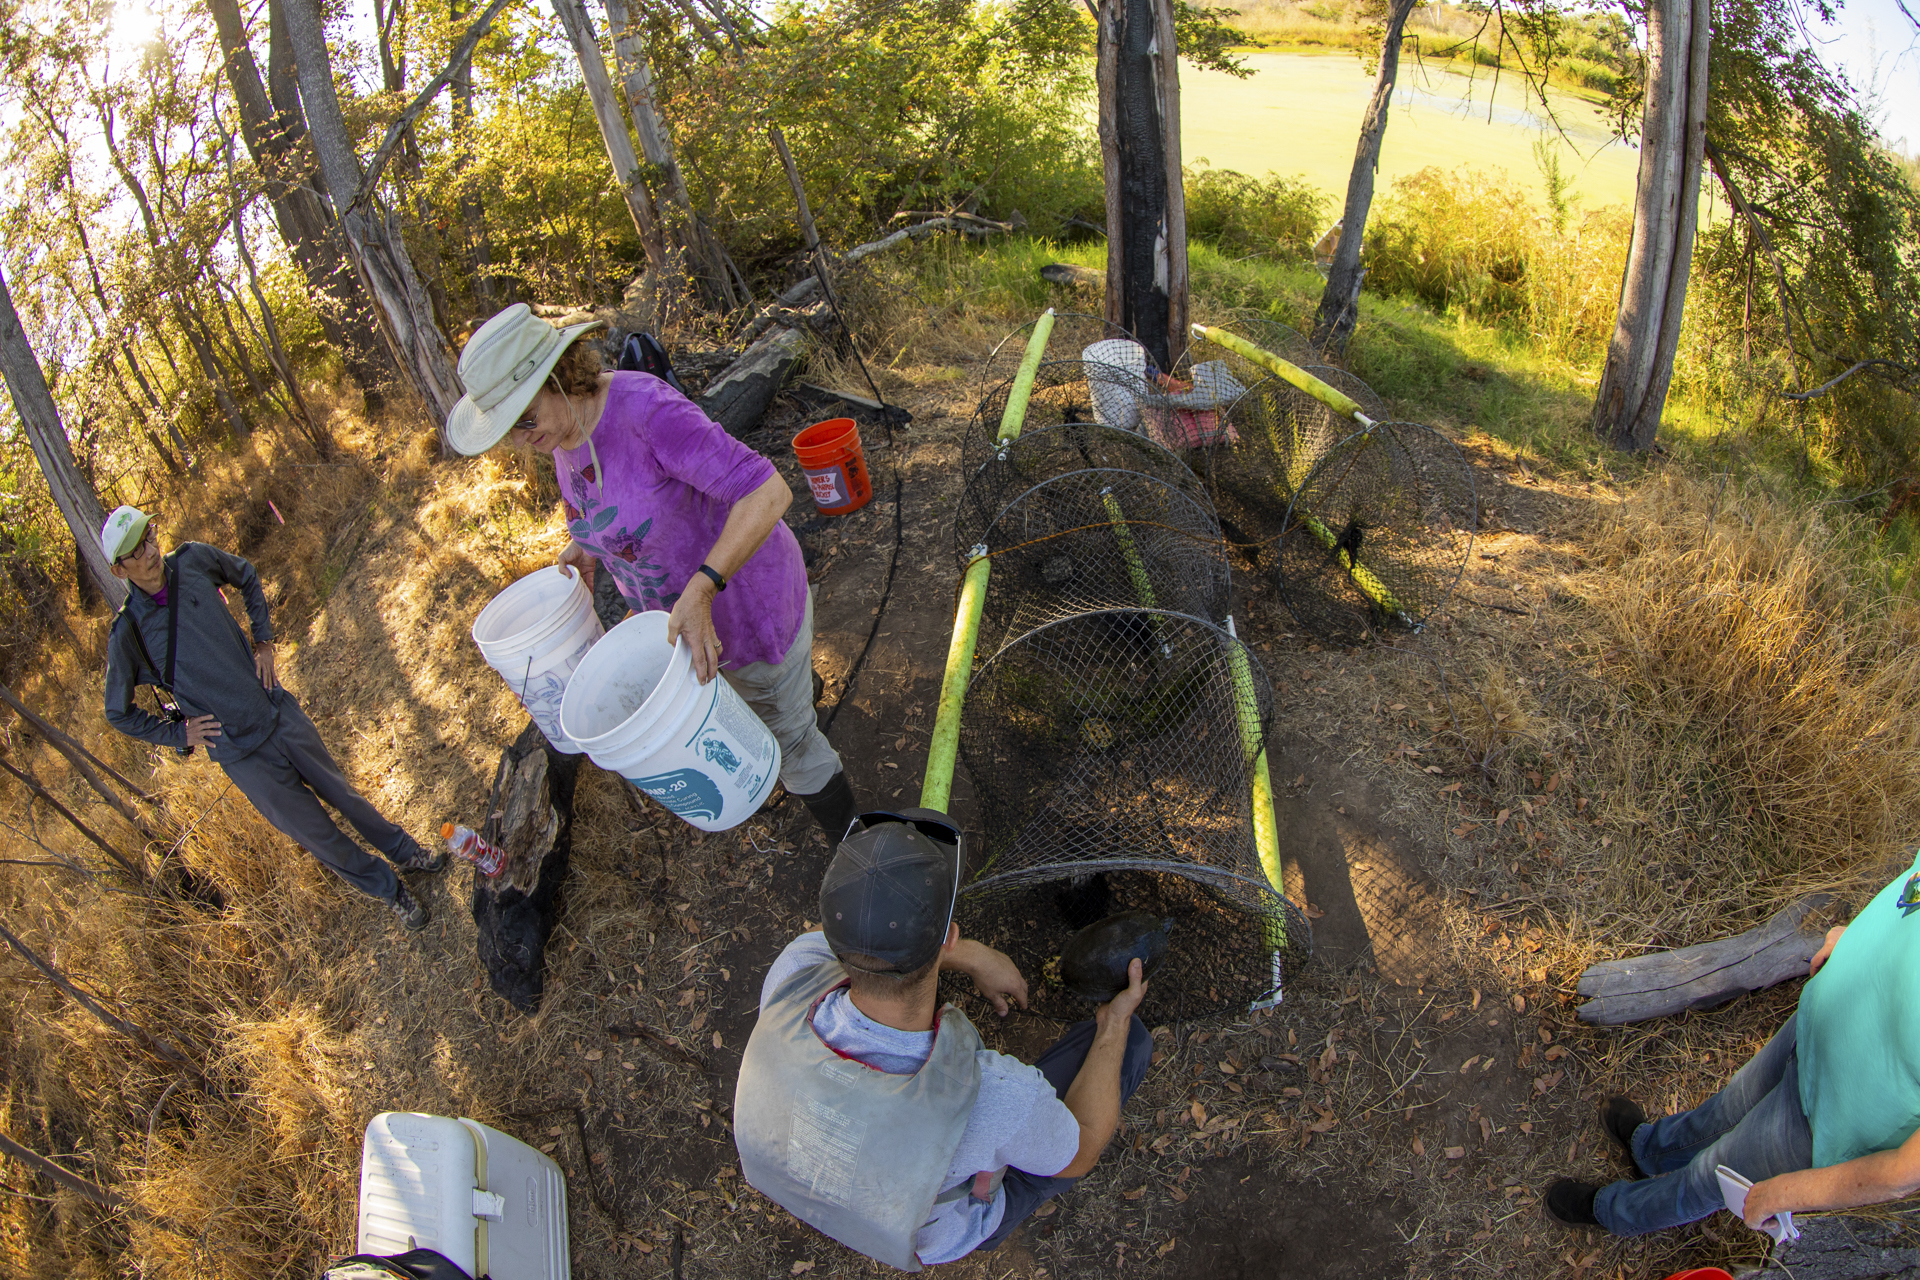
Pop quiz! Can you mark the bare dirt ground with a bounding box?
[5,343,1812,1279]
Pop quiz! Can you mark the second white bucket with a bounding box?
[472,566,604,753]
[558,612,781,832]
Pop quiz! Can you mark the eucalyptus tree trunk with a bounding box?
[604,0,742,308]
[0,266,125,609]
[280,0,463,432]
[549,0,667,275]
[1312,0,1416,357]
[1591,0,1710,451]
[204,0,392,401]
[450,0,501,309]
[1097,0,1188,371]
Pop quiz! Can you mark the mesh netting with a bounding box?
[1195,312,1314,375]
[978,312,1132,393]
[955,609,1311,1018]
[1277,421,1478,645]
[962,360,1157,477]
[952,868,1304,1022]
[955,421,1217,570]
[967,468,1231,662]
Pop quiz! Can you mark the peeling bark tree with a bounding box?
[1312,0,1416,356]
[0,265,125,609]
[1591,0,1710,451]
[205,0,392,402]
[549,0,667,275]
[280,0,463,432]
[1097,0,1188,371]
[603,0,742,309]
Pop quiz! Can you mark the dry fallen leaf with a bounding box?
[1438,781,1463,794]
[1453,823,1476,838]
[1496,808,1512,828]
[1545,1045,1569,1061]
[1479,1115,1494,1142]
[1190,1101,1208,1127]
[1520,1121,1534,1134]
[1123,1186,1147,1201]
[1459,1055,1481,1074]
[791,1262,815,1275]
[1156,1237,1178,1258]
[1034,1201,1058,1218]
[1168,1185,1190,1203]
[712,1031,723,1049]
[1411,1135,1426,1156]
[1512,994,1527,1014]
[1444,1146,1466,1159]
[584,1049,604,1062]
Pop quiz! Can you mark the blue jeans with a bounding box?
[975,1015,1153,1252]
[1594,1014,1814,1236]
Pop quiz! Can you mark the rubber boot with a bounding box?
[798,771,859,846]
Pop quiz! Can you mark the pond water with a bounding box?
[1179,51,1642,213]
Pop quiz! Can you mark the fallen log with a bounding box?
[695,324,807,439]
[1575,893,1832,1025]
[1040,262,1103,289]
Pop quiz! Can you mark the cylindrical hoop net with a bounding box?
[954,610,1310,1019]
[963,360,1154,477]
[978,312,1132,394]
[968,468,1231,662]
[955,422,1216,569]
[1277,421,1478,644]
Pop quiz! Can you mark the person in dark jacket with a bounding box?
[99,506,442,929]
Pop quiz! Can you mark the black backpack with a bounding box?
[615,331,687,395]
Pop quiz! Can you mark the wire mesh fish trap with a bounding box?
[967,468,1232,662]
[978,312,1131,393]
[956,421,1217,571]
[955,609,1310,1019]
[1278,421,1478,646]
[963,359,1164,475]
[1198,364,1387,549]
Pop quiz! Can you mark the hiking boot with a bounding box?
[395,841,447,874]
[1600,1096,1648,1171]
[388,882,429,932]
[1544,1179,1603,1228]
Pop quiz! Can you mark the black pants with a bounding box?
[220,693,421,901]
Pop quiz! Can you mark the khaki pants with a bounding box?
[722,589,841,795]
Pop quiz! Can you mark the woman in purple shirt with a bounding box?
[448,305,858,842]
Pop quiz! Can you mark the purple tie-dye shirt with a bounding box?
[556,371,807,669]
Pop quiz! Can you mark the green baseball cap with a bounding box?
[100,506,152,563]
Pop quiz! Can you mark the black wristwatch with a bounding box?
[696,564,727,592]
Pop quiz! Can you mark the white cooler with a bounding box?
[356,1112,569,1280]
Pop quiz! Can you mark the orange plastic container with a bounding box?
[1661,1270,1734,1280]
[792,417,872,515]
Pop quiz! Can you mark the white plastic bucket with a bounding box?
[1081,338,1149,432]
[558,612,781,832]
[472,567,604,754]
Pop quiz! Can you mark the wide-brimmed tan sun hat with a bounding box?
[447,304,603,456]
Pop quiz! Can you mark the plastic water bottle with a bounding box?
[442,823,507,876]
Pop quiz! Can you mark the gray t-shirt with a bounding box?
[758,933,1081,1265]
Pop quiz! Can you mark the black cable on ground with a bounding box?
[821,451,905,737]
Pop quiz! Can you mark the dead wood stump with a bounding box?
[471,721,581,1012]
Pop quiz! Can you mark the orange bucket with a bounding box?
[1661,1271,1734,1280]
[792,417,871,515]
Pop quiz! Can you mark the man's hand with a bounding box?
[1097,957,1149,1029]
[557,541,597,589]
[1809,925,1847,977]
[946,939,1029,1016]
[184,715,223,749]
[667,576,724,684]
[253,640,277,690]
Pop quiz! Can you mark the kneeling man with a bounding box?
[735,810,1151,1270]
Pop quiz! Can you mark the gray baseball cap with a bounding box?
[819,809,965,973]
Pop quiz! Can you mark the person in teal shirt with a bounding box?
[1545,855,1920,1236]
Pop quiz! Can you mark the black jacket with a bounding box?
[103,542,280,763]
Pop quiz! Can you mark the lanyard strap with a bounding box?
[164,557,179,691]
